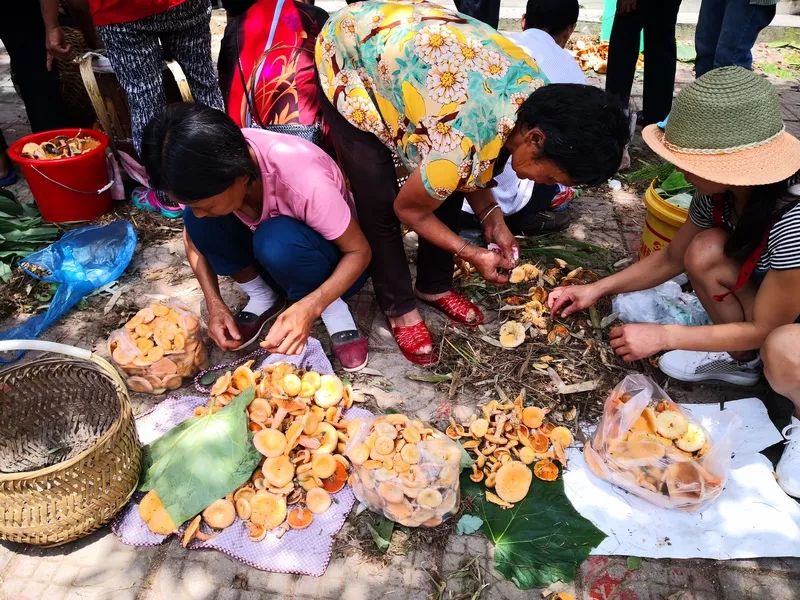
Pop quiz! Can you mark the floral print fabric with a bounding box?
[315,0,547,201]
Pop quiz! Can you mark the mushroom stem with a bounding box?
[271,408,288,429]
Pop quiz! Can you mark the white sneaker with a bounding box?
[658,350,762,386]
[776,417,800,498]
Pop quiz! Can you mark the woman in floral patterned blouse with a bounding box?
[316,0,628,365]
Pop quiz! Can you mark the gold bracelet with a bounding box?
[454,240,471,259]
[479,204,500,225]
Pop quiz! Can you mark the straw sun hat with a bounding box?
[642,66,800,186]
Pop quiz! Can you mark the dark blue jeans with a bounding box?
[183,210,367,301]
[695,0,776,77]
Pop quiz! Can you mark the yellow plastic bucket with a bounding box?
[638,181,689,259]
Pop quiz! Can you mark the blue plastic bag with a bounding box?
[0,220,137,362]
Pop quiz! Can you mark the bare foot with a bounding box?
[387,308,432,355]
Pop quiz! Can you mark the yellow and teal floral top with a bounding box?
[315,0,547,201]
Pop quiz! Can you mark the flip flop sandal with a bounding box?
[388,319,439,366]
[417,291,484,327]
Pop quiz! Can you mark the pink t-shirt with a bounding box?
[235,129,354,240]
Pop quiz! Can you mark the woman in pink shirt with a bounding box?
[141,103,371,371]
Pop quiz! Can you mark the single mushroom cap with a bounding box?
[282,373,302,397]
[416,488,443,509]
[314,374,344,408]
[377,481,404,504]
[262,455,295,488]
[348,443,370,465]
[287,506,314,529]
[299,371,322,398]
[499,321,526,348]
[495,460,533,503]
[521,406,546,429]
[232,363,257,392]
[253,428,287,458]
[311,453,337,479]
[548,426,573,448]
[202,498,237,529]
[249,491,287,530]
[533,458,559,481]
[138,490,177,535]
[306,487,332,514]
[469,418,489,438]
[322,461,348,494]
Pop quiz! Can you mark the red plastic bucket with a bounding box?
[7,128,113,223]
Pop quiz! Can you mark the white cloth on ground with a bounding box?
[564,398,800,559]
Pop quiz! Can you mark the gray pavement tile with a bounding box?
[719,567,800,600]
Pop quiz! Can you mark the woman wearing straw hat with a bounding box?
[548,66,800,496]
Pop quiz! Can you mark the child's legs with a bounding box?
[683,227,757,359]
[252,216,366,302]
[763,325,800,418]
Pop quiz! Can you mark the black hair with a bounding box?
[517,84,629,186]
[141,103,259,203]
[524,0,579,35]
[725,179,797,260]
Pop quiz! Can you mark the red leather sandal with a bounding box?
[389,320,439,366]
[417,291,484,327]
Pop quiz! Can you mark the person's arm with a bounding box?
[39,0,72,71]
[394,168,515,284]
[548,219,703,317]
[261,218,371,355]
[611,269,800,361]
[184,228,242,351]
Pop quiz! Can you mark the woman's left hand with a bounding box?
[260,300,317,355]
[483,218,519,263]
[609,324,669,362]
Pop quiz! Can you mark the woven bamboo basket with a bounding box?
[78,51,194,156]
[0,341,141,547]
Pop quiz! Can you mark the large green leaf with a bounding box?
[460,473,606,590]
[139,388,262,525]
[659,170,692,195]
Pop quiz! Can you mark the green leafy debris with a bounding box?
[139,387,262,525]
[366,514,395,553]
[0,195,59,282]
[460,473,606,590]
[626,556,642,570]
[759,62,798,80]
[406,372,453,384]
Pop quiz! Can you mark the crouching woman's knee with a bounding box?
[683,228,729,281]
[763,324,800,396]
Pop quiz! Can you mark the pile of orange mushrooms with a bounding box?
[140,362,358,543]
[499,260,599,349]
[448,391,573,508]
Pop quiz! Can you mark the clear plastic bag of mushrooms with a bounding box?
[344,414,461,527]
[108,302,208,394]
